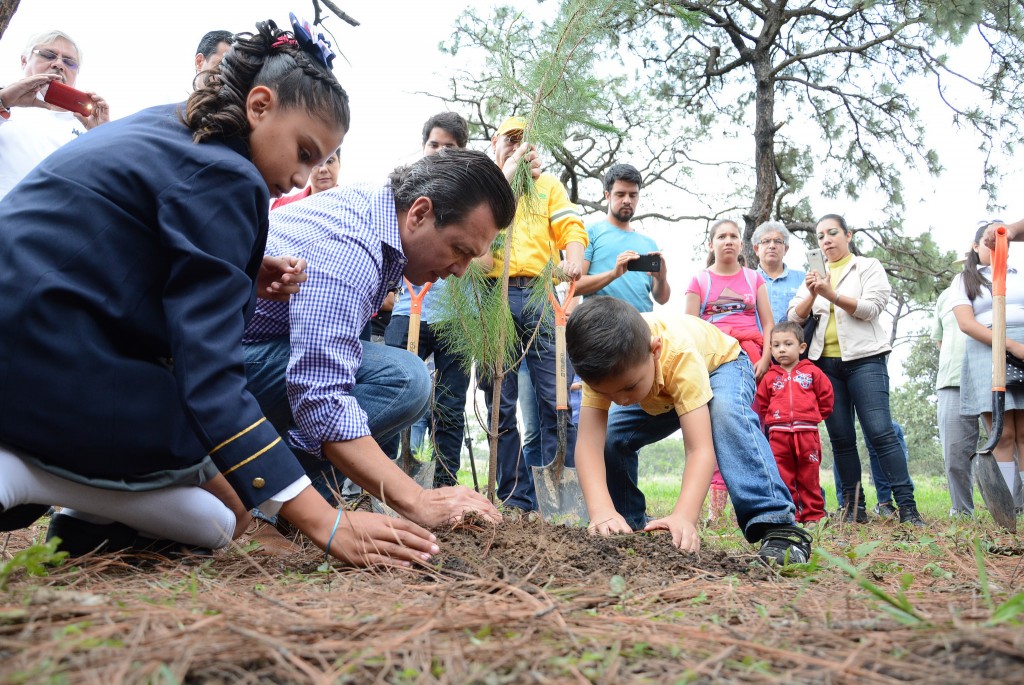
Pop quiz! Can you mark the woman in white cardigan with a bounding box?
[788,214,923,526]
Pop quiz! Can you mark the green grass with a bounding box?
[455,449,991,527]
[643,472,960,519]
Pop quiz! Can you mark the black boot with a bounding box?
[840,486,868,523]
[46,513,210,558]
[841,503,868,523]
[897,504,926,528]
[0,504,49,532]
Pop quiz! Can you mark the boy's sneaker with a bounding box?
[874,502,898,519]
[757,525,813,565]
[840,503,869,524]
[897,504,926,528]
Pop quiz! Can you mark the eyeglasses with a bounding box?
[758,238,786,247]
[32,49,79,71]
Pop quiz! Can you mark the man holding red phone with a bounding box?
[0,30,110,200]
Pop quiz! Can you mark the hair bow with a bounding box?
[289,12,336,70]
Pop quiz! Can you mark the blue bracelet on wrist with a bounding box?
[325,508,344,562]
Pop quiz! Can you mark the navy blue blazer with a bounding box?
[0,104,303,509]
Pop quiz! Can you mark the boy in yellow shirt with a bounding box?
[566,296,811,563]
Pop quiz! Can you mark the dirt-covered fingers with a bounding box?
[588,513,631,537]
[422,486,502,526]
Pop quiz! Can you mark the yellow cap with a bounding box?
[495,116,527,137]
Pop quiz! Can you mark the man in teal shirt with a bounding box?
[576,164,670,312]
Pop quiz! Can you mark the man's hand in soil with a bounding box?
[587,509,633,536]
[644,514,700,553]
[407,485,503,528]
[281,486,439,567]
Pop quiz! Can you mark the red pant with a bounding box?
[769,428,825,522]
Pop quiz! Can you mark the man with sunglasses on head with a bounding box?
[0,30,110,200]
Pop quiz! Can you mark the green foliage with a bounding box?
[0,537,67,591]
[637,438,685,479]
[431,260,517,377]
[890,331,944,472]
[817,548,928,626]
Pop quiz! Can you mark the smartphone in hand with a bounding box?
[626,253,662,273]
[806,248,827,277]
[44,81,94,117]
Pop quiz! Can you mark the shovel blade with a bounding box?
[531,464,589,526]
[975,453,1018,532]
[409,460,435,490]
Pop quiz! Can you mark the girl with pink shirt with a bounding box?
[686,219,775,520]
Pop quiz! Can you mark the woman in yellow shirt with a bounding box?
[788,214,923,526]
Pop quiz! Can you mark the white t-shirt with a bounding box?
[948,252,1024,327]
[0,107,87,200]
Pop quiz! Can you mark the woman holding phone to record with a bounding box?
[0,30,110,200]
[787,214,924,526]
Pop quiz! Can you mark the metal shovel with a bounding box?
[531,281,589,525]
[399,278,436,489]
[974,225,1017,532]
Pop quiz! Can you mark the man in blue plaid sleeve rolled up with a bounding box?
[243,148,519,528]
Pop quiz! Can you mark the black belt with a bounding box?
[506,276,538,288]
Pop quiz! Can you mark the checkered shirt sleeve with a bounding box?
[244,183,406,455]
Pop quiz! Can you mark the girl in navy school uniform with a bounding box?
[0,18,437,567]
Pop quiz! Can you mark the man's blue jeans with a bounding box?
[478,285,577,510]
[815,354,917,512]
[518,364,542,469]
[384,315,472,487]
[604,353,795,543]
[243,336,431,503]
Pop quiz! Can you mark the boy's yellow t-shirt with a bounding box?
[581,313,741,417]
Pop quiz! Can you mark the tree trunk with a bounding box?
[0,0,21,42]
[743,56,777,268]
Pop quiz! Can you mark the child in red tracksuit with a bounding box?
[756,322,834,524]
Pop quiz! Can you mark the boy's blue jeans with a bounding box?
[243,336,431,505]
[604,353,795,543]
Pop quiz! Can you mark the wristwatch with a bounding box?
[0,88,10,119]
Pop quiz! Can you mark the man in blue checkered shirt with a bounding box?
[243,149,519,529]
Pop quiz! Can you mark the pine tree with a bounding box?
[433,0,648,502]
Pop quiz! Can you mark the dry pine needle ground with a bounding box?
[1,514,1023,684]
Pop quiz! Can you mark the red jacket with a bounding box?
[755,359,834,428]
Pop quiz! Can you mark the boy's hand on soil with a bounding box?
[323,510,439,568]
[587,511,633,536]
[407,485,503,528]
[645,515,700,553]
